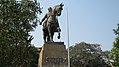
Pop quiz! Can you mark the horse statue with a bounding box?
[40,3,64,43]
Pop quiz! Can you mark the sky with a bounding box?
[31,0,119,51]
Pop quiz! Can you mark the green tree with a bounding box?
[102,51,110,61]
[70,42,109,67]
[110,24,119,66]
[28,46,39,67]
[0,0,41,67]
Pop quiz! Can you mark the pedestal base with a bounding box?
[38,42,67,67]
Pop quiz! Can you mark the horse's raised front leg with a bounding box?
[57,27,61,39]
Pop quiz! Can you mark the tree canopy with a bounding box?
[0,0,41,67]
[69,42,110,67]
[110,24,119,66]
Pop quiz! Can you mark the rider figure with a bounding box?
[40,7,52,28]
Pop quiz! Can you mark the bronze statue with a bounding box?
[40,3,64,43]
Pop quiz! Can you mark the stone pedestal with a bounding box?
[38,42,67,67]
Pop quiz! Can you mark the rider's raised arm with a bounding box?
[40,14,47,25]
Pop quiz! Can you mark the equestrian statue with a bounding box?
[40,3,64,43]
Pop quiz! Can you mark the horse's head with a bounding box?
[54,3,64,16]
